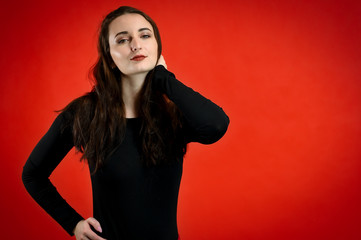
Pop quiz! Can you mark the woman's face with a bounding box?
[108,13,158,77]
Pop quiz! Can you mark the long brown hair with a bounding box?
[61,6,186,173]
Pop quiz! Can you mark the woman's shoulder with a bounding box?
[60,90,98,121]
[64,90,97,112]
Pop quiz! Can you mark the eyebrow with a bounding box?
[114,28,152,38]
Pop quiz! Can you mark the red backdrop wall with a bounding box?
[1,0,360,239]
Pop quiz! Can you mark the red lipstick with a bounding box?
[131,55,147,61]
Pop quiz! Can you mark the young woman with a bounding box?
[22,6,229,240]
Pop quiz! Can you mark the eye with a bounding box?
[141,34,151,39]
[116,38,129,44]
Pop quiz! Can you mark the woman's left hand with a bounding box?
[157,55,167,69]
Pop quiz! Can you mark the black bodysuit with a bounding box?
[22,65,229,240]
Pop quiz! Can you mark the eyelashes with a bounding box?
[116,39,128,44]
[116,34,151,44]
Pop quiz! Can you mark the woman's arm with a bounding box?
[152,59,230,144]
[22,111,84,236]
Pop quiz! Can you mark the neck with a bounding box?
[121,72,147,118]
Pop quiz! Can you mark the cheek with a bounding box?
[110,50,119,61]
[151,42,159,61]
[109,49,125,67]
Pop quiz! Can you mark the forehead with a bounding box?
[108,13,153,35]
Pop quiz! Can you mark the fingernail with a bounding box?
[98,226,102,232]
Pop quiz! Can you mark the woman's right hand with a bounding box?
[73,217,106,240]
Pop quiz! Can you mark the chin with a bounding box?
[120,60,157,76]
[123,68,152,77]
[135,64,156,74]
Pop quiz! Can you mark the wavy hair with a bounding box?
[61,6,186,174]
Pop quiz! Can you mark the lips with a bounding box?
[131,55,147,61]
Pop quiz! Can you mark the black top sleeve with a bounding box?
[152,65,230,144]
[22,112,84,236]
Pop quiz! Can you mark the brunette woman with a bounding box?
[22,6,229,240]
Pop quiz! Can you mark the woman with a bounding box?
[22,6,229,240]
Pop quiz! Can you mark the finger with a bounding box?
[85,231,107,240]
[157,56,167,69]
[161,55,166,66]
[86,217,103,233]
[159,55,165,63]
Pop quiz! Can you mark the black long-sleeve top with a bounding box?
[22,65,229,240]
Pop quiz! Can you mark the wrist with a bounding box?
[152,65,171,92]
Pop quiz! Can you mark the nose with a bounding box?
[130,38,141,52]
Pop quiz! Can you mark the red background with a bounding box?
[1,0,361,239]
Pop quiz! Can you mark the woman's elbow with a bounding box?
[22,164,32,189]
[21,161,39,191]
[200,115,230,144]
